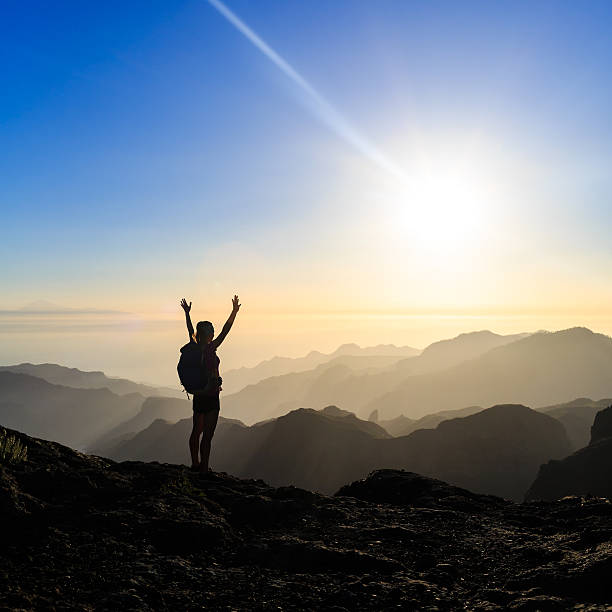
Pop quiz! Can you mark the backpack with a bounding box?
[177,341,208,397]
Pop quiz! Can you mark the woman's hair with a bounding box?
[194,320,214,344]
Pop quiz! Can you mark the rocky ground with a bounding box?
[1,427,612,610]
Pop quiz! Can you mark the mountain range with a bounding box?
[91,396,191,451]
[3,326,611,502]
[373,405,484,437]
[219,328,612,424]
[220,330,528,423]
[0,371,145,449]
[392,330,529,375]
[365,328,612,420]
[221,342,419,394]
[0,300,127,315]
[0,363,183,398]
[374,397,611,451]
[96,403,571,501]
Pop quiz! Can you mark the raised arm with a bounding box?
[213,295,241,348]
[180,298,195,341]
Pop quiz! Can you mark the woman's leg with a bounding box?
[199,408,220,472]
[189,412,205,467]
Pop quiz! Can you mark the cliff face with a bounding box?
[590,405,612,445]
[526,405,612,501]
[2,426,612,610]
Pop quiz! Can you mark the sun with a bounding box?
[383,160,493,258]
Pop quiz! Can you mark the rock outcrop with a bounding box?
[590,405,612,444]
[526,405,612,501]
[1,427,611,609]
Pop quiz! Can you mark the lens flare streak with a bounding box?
[207,0,404,178]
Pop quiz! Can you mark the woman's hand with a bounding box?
[181,298,192,313]
[213,296,240,348]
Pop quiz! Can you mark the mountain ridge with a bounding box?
[98,403,570,501]
[0,371,144,448]
[364,327,612,420]
[221,329,531,423]
[221,342,420,394]
[0,362,183,398]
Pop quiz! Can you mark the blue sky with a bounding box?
[2,1,612,379]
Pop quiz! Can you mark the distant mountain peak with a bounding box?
[13,300,127,315]
[20,300,69,311]
[457,330,497,338]
[321,405,351,418]
[560,326,595,336]
[535,326,594,338]
[335,343,362,353]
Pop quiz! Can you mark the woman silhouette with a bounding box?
[180,295,240,473]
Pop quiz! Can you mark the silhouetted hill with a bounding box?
[0,372,143,448]
[365,327,612,420]
[105,403,569,500]
[99,414,245,463]
[538,397,612,450]
[219,406,393,494]
[222,343,419,394]
[221,355,417,424]
[221,330,528,423]
[1,427,609,609]
[394,330,529,375]
[381,404,571,500]
[376,405,483,436]
[526,405,612,501]
[89,396,191,453]
[99,406,390,491]
[0,363,183,398]
[317,405,392,438]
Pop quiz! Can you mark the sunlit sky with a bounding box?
[2,1,612,385]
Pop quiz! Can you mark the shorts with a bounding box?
[193,393,220,414]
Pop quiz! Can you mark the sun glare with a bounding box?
[384,160,493,258]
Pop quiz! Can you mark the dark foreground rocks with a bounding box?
[1,427,612,610]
